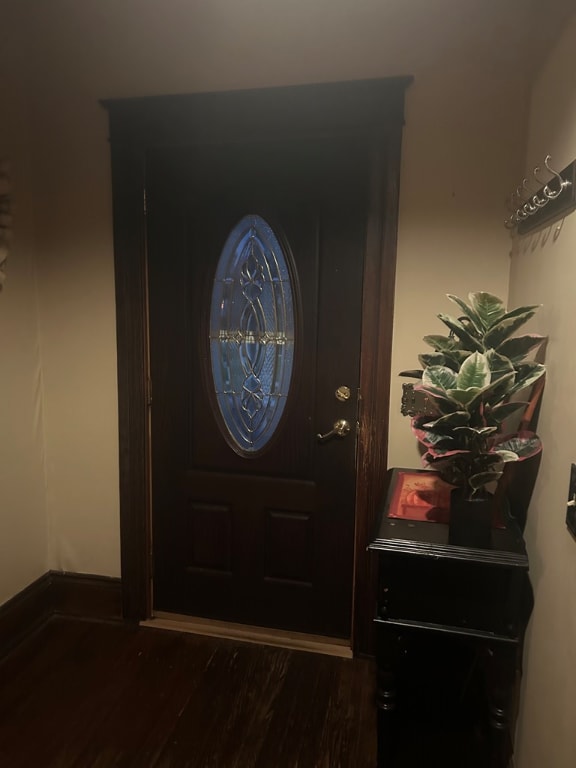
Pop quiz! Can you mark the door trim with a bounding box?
[103,77,411,654]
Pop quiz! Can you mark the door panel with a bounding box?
[147,138,368,637]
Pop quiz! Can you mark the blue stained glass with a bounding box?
[209,215,296,454]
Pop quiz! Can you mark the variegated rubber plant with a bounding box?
[400,292,546,499]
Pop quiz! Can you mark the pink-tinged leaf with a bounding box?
[411,423,454,449]
[494,431,542,460]
[423,411,470,429]
[425,447,472,460]
[453,425,497,437]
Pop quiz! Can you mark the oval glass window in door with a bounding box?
[209,215,296,454]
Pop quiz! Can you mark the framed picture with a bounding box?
[386,468,453,524]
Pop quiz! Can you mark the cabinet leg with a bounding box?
[485,645,517,768]
[376,667,398,768]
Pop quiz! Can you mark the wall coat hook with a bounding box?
[505,154,576,234]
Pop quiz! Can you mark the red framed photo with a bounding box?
[387,469,453,524]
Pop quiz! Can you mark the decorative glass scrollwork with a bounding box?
[209,215,296,454]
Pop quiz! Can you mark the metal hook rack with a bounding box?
[504,155,576,235]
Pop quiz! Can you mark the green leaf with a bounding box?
[457,352,490,390]
[419,353,447,368]
[423,334,458,352]
[497,334,546,362]
[399,369,424,379]
[446,294,483,332]
[485,349,515,382]
[422,366,458,391]
[411,421,459,448]
[423,411,470,429]
[424,447,471,460]
[468,292,506,329]
[469,469,504,490]
[497,304,541,323]
[437,314,483,352]
[421,384,462,404]
[479,452,507,466]
[508,363,546,395]
[493,449,520,463]
[413,385,462,414]
[496,433,542,459]
[432,394,465,415]
[449,349,475,364]
[485,401,529,424]
[440,352,468,372]
[447,388,480,405]
[442,357,461,373]
[453,426,498,437]
[466,371,516,411]
[484,309,539,348]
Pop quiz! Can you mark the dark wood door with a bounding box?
[147,137,369,638]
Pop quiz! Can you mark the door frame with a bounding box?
[103,77,411,655]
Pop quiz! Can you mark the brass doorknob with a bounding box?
[316,419,351,443]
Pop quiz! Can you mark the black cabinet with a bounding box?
[369,469,533,768]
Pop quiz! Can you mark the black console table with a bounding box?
[369,469,533,768]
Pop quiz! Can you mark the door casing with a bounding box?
[103,77,411,655]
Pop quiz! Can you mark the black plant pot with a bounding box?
[448,489,493,549]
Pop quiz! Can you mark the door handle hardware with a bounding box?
[316,419,351,443]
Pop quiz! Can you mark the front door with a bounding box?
[147,136,369,638]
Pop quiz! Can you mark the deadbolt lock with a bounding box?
[335,385,351,402]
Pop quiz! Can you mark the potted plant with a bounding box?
[400,291,546,546]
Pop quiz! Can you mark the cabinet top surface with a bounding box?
[369,468,529,569]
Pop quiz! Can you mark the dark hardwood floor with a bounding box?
[0,619,376,768]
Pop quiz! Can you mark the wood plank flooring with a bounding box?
[0,618,376,768]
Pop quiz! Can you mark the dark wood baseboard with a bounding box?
[50,572,123,622]
[0,573,53,660]
[0,571,123,661]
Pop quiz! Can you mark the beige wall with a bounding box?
[389,70,518,466]
[15,0,528,581]
[0,11,48,605]
[511,14,576,768]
